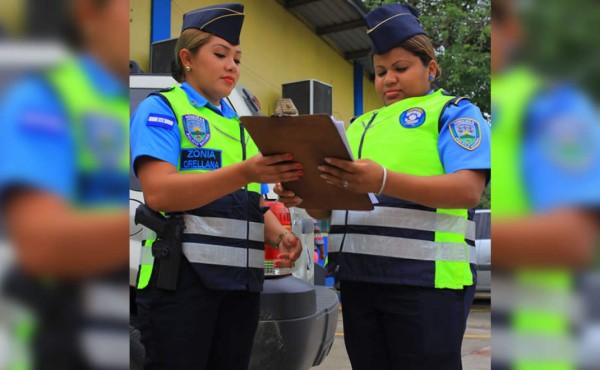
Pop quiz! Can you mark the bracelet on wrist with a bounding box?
[274,230,295,250]
[376,166,387,195]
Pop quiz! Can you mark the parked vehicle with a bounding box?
[474,209,491,292]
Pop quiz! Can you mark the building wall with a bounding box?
[130,0,152,74]
[129,0,382,124]
[0,0,26,35]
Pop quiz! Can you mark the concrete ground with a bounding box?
[312,294,491,370]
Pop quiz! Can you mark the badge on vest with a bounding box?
[399,107,426,128]
[449,118,481,150]
[84,112,125,169]
[183,114,210,147]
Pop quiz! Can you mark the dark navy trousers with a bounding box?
[136,258,260,370]
[340,280,473,370]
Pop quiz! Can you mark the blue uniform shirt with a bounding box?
[437,96,491,176]
[0,55,127,205]
[522,85,600,212]
[130,82,237,173]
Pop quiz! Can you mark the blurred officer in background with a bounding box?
[0,0,130,369]
[492,0,600,368]
[130,4,301,370]
[277,3,490,369]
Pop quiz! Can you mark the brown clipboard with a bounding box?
[241,114,374,211]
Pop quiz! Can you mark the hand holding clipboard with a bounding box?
[241,115,375,211]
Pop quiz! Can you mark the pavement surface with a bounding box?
[312,295,491,370]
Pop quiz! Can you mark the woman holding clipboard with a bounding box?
[130,4,302,369]
[276,3,490,369]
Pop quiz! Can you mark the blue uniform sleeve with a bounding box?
[130,95,180,175]
[438,99,491,175]
[522,86,600,212]
[0,78,74,200]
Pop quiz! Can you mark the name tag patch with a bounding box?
[181,148,222,171]
[147,114,175,129]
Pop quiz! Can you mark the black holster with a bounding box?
[135,204,184,290]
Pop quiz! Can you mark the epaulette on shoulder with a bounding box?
[148,88,175,115]
[158,86,176,93]
[451,96,469,106]
[438,96,470,132]
[439,89,469,105]
[148,87,175,99]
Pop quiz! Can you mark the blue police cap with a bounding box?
[182,3,245,45]
[365,3,426,55]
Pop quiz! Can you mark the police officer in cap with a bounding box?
[131,3,302,369]
[0,0,130,369]
[492,0,600,368]
[276,3,490,369]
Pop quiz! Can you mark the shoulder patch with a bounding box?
[449,118,481,150]
[542,114,595,171]
[183,114,211,148]
[399,107,426,128]
[21,111,66,134]
[146,114,175,129]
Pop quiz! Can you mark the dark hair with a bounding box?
[397,34,442,79]
[492,0,512,25]
[171,29,212,82]
[61,0,113,49]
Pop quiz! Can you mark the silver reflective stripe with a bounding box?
[492,329,575,363]
[248,222,265,243]
[331,210,345,225]
[81,330,129,369]
[248,248,265,269]
[328,233,344,253]
[183,242,264,268]
[183,215,264,242]
[339,234,476,263]
[139,244,154,266]
[466,220,476,241]
[332,207,472,237]
[82,282,129,320]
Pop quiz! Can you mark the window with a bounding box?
[474,210,490,239]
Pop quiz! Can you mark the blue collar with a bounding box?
[180,82,237,119]
[79,54,126,97]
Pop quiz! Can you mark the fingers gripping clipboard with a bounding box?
[241,115,375,211]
